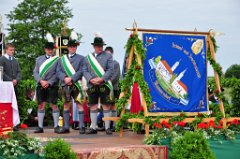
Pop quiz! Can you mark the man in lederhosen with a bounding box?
[57,31,86,134]
[83,36,114,135]
[33,33,59,133]
[105,46,121,131]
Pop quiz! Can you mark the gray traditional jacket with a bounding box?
[111,60,121,90]
[33,55,59,86]
[83,51,113,88]
[57,53,85,86]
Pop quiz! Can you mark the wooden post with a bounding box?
[59,36,62,57]
[145,124,150,137]
[126,26,138,69]
[120,127,123,138]
[55,36,59,57]
[127,46,134,69]
[208,35,226,120]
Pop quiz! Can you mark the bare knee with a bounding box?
[90,104,98,111]
[51,104,59,111]
[76,102,83,111]
[102,104,110,110]
[64,102,70,110]
[38,102,45,110]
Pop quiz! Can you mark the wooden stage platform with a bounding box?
[24,127,168,159]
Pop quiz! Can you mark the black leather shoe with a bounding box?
[72,122,79,130]
[85,128,97,134]
[106,128,112,135]
[13,126,19,132]
[111,127,116,132]
[79,127,85,134]
[34,127,44,133]
[54,126,60,133]
[97,127,105,131]
[56,128,70,134]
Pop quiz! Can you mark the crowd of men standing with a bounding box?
[0,33,121,135]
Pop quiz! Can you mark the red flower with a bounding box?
[215,90,220,94]
[135,65,139,69]
[217,125,223,129]
[209,120,214,123]
[219,120,223,125]
[208,120,216,128]
[197,122,209,129]
[231,119,239,125]
[180,113,184,117]
[54,45,57,49]
[130,34,134,38]
[20,123,28,129]
[197,113,202,117]
[165,124,171,129]
[153,123,162,129]
[161,121,171,129]
[177,121,186,127]
[172,121,178,125]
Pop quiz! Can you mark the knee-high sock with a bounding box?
[38,109,45,128]
[52,109,59,128]
[103,110,111,130]
[112,110,117,126]
[78,111,84,128]
[63,110,70,129]
[90,110,98,130]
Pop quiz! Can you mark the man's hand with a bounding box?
[90,78,97,85]
[90,77,104,85]
[40,80,49,89]
[95,77,104,84]
[12,79,18,86]
[64,77,73,86]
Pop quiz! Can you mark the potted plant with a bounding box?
[43,138,76,159]
[170,131,215,159]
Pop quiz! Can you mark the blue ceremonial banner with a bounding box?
[143,33,208,112]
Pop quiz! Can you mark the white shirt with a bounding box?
[4,54,13,60]
[68,53,76,58]
[94,53,100,57]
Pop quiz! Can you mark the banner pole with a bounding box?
[126,28,209,35]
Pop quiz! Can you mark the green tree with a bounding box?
[6,0,72,79]
[225,64,240,79]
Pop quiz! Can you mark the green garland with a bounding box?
[207,37,223,77]
[207,36,226,104]
[115,33,152,131]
